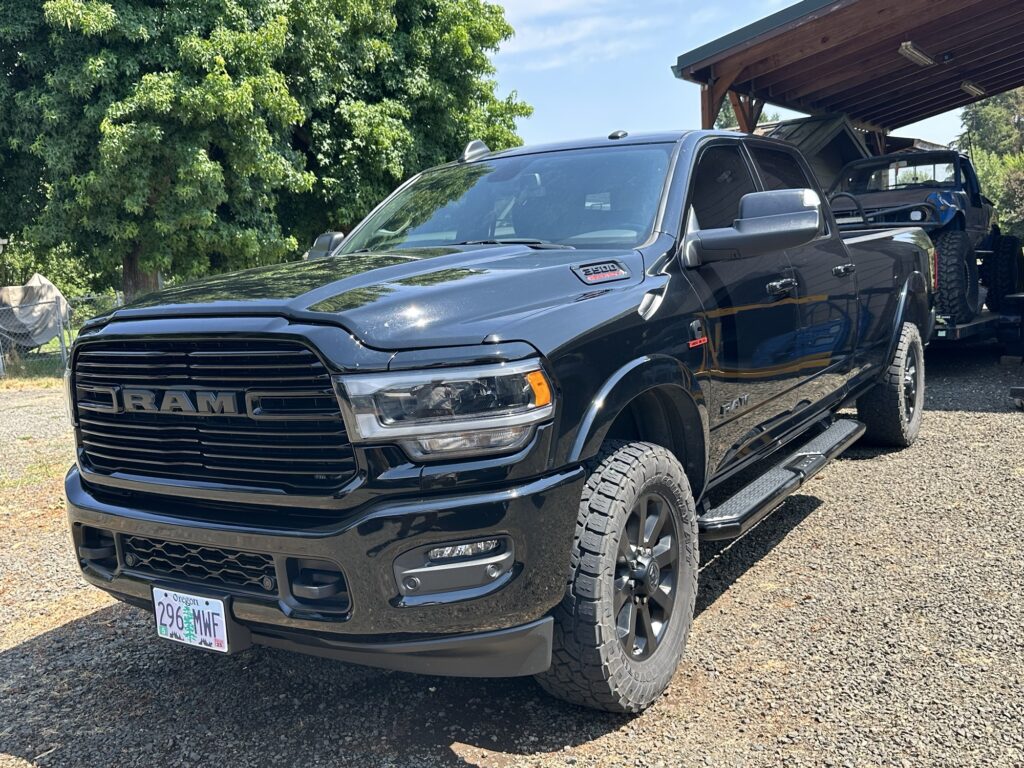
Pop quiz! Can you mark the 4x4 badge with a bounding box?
[572,261,630,285]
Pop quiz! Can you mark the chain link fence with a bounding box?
[0,294,122,379]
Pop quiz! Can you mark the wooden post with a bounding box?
[700,62,745,129]
[750,98,766,128]
[872,130,888,155]
[701,84,727,129]
[727,92,767,133]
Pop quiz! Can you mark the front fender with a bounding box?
[567,354,709,465]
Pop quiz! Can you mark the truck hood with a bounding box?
[100,245,646,349]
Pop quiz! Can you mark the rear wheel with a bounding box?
[856,322,925,447]
[933,230,980,323]
[535,441,698,713]
[985,234,1021,313]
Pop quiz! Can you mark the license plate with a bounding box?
[153,587,229,653]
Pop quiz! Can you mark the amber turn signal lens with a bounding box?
[526,370,552,407]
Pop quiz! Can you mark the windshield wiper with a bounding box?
[454,238,574,250]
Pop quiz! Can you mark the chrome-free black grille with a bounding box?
[73,338,355,494]
[122,535,277,594]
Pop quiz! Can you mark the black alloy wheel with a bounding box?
[902,341,920,422]
[615,491,677,661]
[856,322,924,447]
[536,441,699,713]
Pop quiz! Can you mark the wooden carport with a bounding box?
[672,0,1024,147]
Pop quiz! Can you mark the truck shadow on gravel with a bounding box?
[0,496,819,768]
[923,342,1024,413]
[697,494,821,616]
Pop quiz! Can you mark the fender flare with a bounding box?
[886,271,932,363]
[567,354,709,467]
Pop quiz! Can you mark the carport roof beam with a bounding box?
[674,0,1024,132]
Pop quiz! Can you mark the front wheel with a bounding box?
[535,441,698,713]
[856,322,925,447]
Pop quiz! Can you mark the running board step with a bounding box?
[699,419,866,541]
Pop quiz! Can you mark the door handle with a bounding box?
[832,263,856,277]
[766,277,798,297]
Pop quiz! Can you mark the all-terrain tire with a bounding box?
[933,230,980,323]
[856,322,925,447]
[535,441,698,713]
[985,234,1021,313]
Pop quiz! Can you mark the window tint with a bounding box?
[751,147,813,191]
[689,145,757,230]
[340,144,674,253]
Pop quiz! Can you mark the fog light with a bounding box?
[428,539,500,561]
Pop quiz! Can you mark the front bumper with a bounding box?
[66,465,584,676]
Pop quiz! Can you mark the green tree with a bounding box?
[0,1,530,299]
[960,90,1024,239]
[958,88,1024,156]
[182,606,197,644]
[280,0,530,247]
[714,101,780,130]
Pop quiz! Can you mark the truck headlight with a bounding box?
[333,360,554,460]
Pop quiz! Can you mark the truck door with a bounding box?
[682,142,805,466]
[747,144,860,399]
[959,158,989,239]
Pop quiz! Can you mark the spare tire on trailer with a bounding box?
[933,230,980,323]
[985,234,1022,313]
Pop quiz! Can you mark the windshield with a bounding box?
[340,144,674,253]
[836,156,959,194]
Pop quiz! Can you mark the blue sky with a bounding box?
[493,0,963,147]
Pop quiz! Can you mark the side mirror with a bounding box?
[684,189,823,266]
[305,231,347,261]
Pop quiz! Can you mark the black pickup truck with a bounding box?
[65,131,934,713]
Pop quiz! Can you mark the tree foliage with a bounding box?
[960,88,1024,239]
[959,89,1024,157]
[0,0,530,298]
[714,102,780,130]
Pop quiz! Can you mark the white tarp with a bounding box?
[0,273,70,348]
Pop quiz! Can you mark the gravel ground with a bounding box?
[1,345,1022,768]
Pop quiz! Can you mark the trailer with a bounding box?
[931,309,1021,345]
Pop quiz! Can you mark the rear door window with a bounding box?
[750,147,814,191]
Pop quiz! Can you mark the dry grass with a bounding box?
[0,373,63,391]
